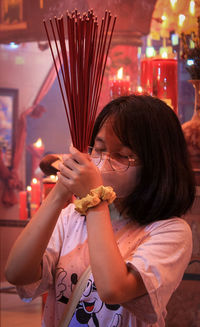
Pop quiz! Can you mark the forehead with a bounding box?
[96,119,122,146]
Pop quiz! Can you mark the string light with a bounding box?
[170,0,177,9]
[189,0,195,16]
[178,14,186,27]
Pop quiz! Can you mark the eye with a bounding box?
[93,147,106,154]
[112,153,128,160]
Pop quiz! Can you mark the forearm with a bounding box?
[5,182,71,285]
[86,201,146,304]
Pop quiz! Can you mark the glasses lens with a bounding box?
[109,153,130,171]
[88,147,101,166]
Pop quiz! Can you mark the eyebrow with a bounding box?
[95,136,105,144]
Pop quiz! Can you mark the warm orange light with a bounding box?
[27,185,32,192]
[50,175,58,182]
[117,67,123,80]
[178,14,185,27]
[189,0,195,16]
[170,0,177,9]
[32,178,38,184]
[33,138,43,148]
[137,86,143,93]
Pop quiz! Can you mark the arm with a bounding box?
[57,147,147,304]
[5,181,72,286]
[86,202,146,304]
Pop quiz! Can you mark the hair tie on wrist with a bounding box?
[74,185,116,215]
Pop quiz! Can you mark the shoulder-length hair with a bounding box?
[90,95,195,225]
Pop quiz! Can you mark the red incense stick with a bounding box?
[43,10,116,152]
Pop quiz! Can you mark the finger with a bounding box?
[62,154,71,162]
[70,146,91,165]
[57,172,72,191]
[58,162,76,180]
[62,157,82,172]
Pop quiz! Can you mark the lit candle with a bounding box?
[110,67,130,99]
[140,58,153,95]
[43,175,58,199]
[30,178,41,216]
[19,191,28,220]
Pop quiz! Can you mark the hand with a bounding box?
[57,146,103,198]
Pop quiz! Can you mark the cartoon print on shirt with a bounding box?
[56,267,78,304]
[71,278,122,326]
[109,313,123,327]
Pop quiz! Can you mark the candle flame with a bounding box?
[137,86,143,93]
[50,175,58,182]
[27,185,32,192]
[32,178,38,184]
[117,67,123,80]
[34,138,43,148]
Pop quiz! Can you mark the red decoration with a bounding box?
[19,191,28,220]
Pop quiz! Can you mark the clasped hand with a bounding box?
[57,146,103,198]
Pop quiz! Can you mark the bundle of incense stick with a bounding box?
[43,9,116,152]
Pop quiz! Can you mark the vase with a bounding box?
[182,80,200,185]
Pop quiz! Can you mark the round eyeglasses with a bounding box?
[88,146,138,172]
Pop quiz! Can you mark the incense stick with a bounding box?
[44,10,116,152]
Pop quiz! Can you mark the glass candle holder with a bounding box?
[152,58,178,114]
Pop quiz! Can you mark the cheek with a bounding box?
[100,166,141,198]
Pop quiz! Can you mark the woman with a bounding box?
[5,95,195,326]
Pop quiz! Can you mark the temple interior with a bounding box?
[0,1,200,326]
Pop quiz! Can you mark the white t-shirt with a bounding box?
[17,204,192,327]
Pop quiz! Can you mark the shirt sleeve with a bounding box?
[16,206,71,302]
[122,218,193,324]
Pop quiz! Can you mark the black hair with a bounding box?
[90,94,195,225]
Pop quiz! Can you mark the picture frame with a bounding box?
[0,88,18,168]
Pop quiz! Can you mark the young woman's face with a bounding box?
[92,119,141,198]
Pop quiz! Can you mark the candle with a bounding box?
[30,178,41,216]
[140,58,153,94]
[43,175,58,199]
[27,185,32,218]
[19,191,28,220]
[110,67,130,99]
[152,58,178,114]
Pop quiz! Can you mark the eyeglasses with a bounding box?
[88,146,139,172]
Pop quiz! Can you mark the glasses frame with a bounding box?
[88,146,138,172]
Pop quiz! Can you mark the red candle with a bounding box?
[30,178,41,216]
[43,175,58,199]
[140,58,153,94]
[152,59,178,114]
[110,68,130,99]
[19,191,28,220]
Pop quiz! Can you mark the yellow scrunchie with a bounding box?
[74,185,116,215]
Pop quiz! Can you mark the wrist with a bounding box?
[53,181,73,205]
[74,185,116,215]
